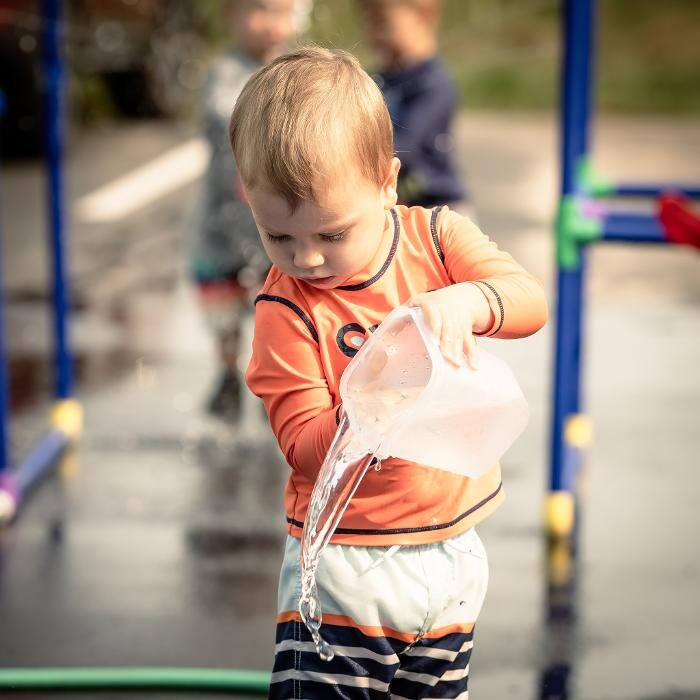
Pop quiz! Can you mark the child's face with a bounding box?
[232,0,296,64]
[245,159,401,289]
[363,5,429,66]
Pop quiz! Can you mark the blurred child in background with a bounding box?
[359,0,467,210]
[190,0,302,422]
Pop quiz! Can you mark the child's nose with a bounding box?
[294,248,325,270]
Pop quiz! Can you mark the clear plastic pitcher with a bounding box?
[339,305,529,477]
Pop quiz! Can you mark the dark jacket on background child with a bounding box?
[375,57,465,207]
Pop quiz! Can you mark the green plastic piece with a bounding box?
[577,158,615,197]
[556,196,602,270]
[0,667,270,694]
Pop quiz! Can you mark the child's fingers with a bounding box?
[462,330,479,370]
[450,327,464,366]
[439,319,462,367]
[415,301,443,347]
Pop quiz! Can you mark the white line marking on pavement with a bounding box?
[75,137,210,223]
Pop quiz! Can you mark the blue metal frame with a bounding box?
[0,93,9,477]
[0,0,76,520]
[602,213,665,243]
[43,0,73,400]
[559,0,595,197]
[15,431,69,494]
[0,252,8,476]
[550,0,596,497]
[549,0,698,539]
[610,184,700,199]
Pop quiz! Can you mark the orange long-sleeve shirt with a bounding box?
[247,205,547,545]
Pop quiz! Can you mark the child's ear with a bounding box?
[381,157,401,209]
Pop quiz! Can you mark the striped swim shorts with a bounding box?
[270,527,489,699]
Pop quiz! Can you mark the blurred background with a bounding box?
[0,1,699,699]
[3,0,700,158]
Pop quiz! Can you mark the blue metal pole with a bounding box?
[560,0,595,196]
[0,91,10,475]
[43,0,73,400]
[550,0,596,508]
[0,275,8,474]
[551,269,584,493]
[602,213,665,243]
[14,430,69,496]
[0,90,19,520]
[611,184,700,199]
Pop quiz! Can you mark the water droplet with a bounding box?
[298,392,385,661]
[319,644,335,661]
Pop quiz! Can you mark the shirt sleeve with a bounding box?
[438,207,548,338]
[245,297,340,481]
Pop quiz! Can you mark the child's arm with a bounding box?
[247,299,340,480]
[407,207,548,367]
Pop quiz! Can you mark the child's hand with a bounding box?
[406,283,493,369]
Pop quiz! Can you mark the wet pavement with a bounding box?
[0,113,699,699]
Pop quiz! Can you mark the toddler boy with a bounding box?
[230,47,547,698]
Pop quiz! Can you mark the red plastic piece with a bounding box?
[658,194,700,250]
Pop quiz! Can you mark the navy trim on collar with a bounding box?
[254,294,318,342]
[337,209,400,291]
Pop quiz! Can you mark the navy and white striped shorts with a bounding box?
[271,527,489,699]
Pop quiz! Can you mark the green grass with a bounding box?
[305,0,700,114]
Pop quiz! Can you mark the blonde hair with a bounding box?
[230,46,393,211]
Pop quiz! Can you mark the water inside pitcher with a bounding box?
[340,305,529,477]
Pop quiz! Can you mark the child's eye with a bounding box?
[321,231,347,243]
[265,232,291,244]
